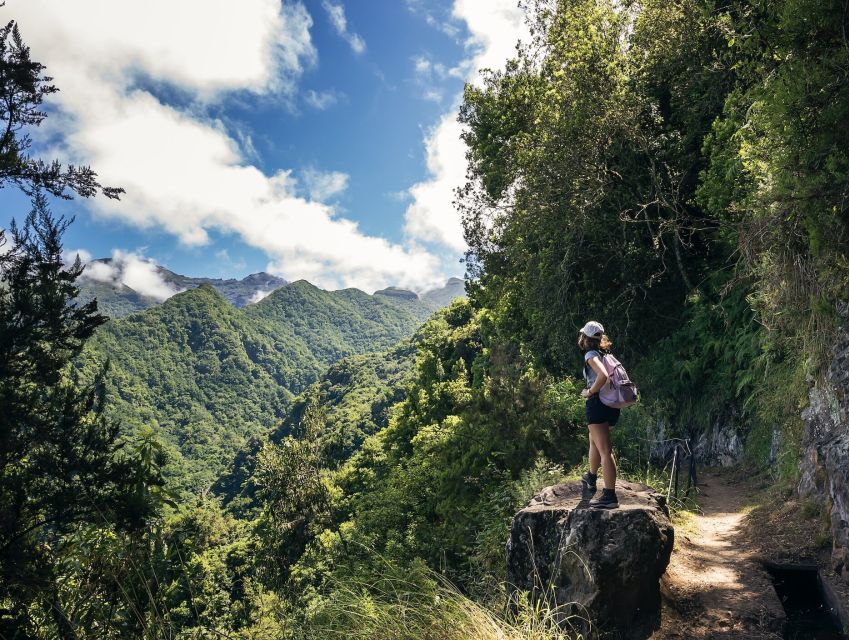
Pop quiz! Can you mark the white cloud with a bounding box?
[63,248,93,266]
[74,249,184,301]
[321,1,366,55]
[301,168,349,202]
[15,0,316,99]
[405,1,462,39]
[249,289,273,304]
[452,0,529,84]
[215,248,247,272]
[412,55,465,82]
[422,88,444,103]
[413,56,432,76]
[304,88,342,110]
[386,190,412,202]
[403,1,529,253]
[404,114,468,251]
[9,0,451,293]
[411,54,466,103]
[119,252,184,301]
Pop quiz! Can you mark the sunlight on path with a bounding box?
[651,471,785,640]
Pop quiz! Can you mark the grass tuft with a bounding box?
[301,557,584,640]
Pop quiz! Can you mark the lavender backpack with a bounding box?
[598,354,638,408]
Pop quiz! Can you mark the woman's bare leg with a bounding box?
[588,431,601,476]
[588,423,616,490]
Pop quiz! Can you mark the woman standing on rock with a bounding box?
[578,321,620,509]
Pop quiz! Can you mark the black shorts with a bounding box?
[586,394,620,426]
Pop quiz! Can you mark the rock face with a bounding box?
[645,411,747,467]
[693,407,746,466]
[506,481,674,639]
[799,302,849,582]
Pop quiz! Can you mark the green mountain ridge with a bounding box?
[79,279,464,493]
[214,337,418,513]
[77,259,289,317]
[77,257,466,320]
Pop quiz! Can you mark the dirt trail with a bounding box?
[651,469,785,639]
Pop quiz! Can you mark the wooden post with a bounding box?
[667,446,678,501]
[673,445,680,498]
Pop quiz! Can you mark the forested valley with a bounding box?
[1,0,847,637]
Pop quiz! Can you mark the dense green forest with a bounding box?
[76,279,451,493]
[213,337,418,513]
[1,0,847,637]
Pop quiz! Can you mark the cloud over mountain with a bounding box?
[10,0,447,292]
[68,249,184,301]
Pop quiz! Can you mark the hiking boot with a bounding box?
[589,488,619,509]
[580,471,598,492]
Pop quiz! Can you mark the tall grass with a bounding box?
[301,558,582,640]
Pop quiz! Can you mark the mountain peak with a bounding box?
[78,259,290,317]
[374,286,419,301]
[241,272,286,286]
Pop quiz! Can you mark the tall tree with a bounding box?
[458,0,738,369]
[254,397,336,586]
[0,195,148,638]
[0,18,139,639]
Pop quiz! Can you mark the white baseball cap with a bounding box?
[579,321,604,337]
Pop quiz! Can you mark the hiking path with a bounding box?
[651,469,785,639]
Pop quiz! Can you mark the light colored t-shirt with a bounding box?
[584,350,601,389]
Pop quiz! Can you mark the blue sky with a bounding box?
[1,1,527,294]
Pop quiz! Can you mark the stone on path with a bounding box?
[506,480,674,639]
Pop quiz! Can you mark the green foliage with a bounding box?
[298,556,576,640]
[466,461,568,597]
[245,280,425,365]
[743,357,807,482]
[78,279,430,495]
[8,1,846,637]
[0,196,159,638]
[459,0,736,369]
[278,302,587,601]
[214,338,417,513]
[458,0,844,471]
[77,285,294,495]
[157,500,280,638]
[254,401,335,586]
[45,493,284,639]
[636,285,763,431]
[698,0,849,355]
[76,278,157,318]
[262,4,849,631]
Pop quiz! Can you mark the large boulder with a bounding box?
[506,481,674,639]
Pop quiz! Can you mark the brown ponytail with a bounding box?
[578,333,613,353]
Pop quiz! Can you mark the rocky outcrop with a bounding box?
[693,407,745,466]
[798,302,849,582]
[506,481,674,639]
[645,411,746,468]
